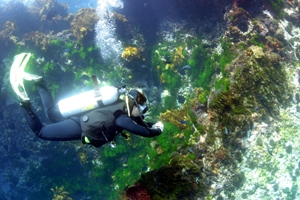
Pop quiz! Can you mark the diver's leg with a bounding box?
[21,102,81,141]
[37,117,82,141]
[35,82,65,123]
[20,101,43,136]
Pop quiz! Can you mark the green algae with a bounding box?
[267,0,285,17]
[210,46,292,130]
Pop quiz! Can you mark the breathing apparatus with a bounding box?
[125,89,150,129]
[129,89,148,114]
[57,74,150,119]
[125,89,148,117]
[58,75,126,117]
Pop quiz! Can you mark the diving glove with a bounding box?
[152,121,164,132]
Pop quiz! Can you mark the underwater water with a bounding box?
[0,0,300,199]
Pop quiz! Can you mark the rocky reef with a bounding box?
[70,8,98,40]
[1,0,300,199]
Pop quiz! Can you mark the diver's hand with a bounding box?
[152,121,164,132]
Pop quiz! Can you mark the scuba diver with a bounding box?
[10,53,164,148]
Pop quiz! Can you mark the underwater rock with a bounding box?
[24,31,50,51]
[274,28,285,43]
[70,8,98,39]
[110,12,128,23]
[45,10,58,21]
[273,183,279,191]
[285,143,293,154]
[248,161,257,169]
[255,136,263,146]
[226,6,252,40]
[296,105,300,112]
[295,93,300,104]
[177,95,185,104]
[241,192,248,199]
[234,151,243,162]
[125,183,151,200]
[268,139,276,147]
[284,11,300,27]
[216,195,224,200]
[20,150,31,159]
[138,155,207,199]
[163,54,173,64]
[231,172,245,188]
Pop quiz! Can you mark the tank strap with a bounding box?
[91,74,105,107]
[125,95,131,117]
[91,74,100,98]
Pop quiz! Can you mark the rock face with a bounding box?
[1,0,300,199]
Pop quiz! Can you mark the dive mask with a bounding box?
[127,89,148,115]
[138,103,148,114]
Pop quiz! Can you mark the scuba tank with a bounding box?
[58,86,120,117]
[58,75,126,117]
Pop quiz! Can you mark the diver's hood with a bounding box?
[126,89,148,116]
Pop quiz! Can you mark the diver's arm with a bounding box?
[115,113,161,137]
[131,116,155,128]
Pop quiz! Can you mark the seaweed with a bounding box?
[266,0,285,17]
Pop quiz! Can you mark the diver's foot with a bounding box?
[33,77,44,86]
[23,72,44,86]
[18,96,30,106]
[19,98,35,119]
[19,98,30,106]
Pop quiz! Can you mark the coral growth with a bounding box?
[214,147,229,161]
[36,0,69,20]
[51,186,72,200]
[1,21,14,37]
[159,109,189,129]
[227,6,252,40]
[209,45,291,130]
[78,151,88,165]
[185,42,292,197]
[0,21,21,47]
[172,45,185,66]
[121,46,140,61]
[24,31,50,51]
[110,12,128,23]
[70,8,98,39]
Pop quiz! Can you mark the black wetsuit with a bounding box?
[20,83,161,145]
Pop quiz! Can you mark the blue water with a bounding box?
[60,0,97,14]
[1,0,299,200]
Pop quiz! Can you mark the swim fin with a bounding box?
[10,53,42,102]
